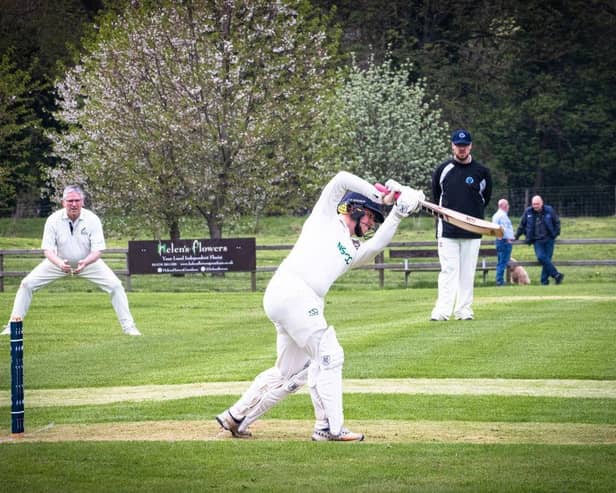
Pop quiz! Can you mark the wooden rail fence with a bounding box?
[1,239,614,292]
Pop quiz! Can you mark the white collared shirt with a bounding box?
[41,208,106,265]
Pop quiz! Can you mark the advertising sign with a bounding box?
[128,238,256,275]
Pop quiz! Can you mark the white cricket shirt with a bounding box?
[276,171,401,298]
[41,207,106,266]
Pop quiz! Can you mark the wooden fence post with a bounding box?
[376,251,384,288]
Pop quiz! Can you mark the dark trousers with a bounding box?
[533,239,559,284]
[495,239,512,285]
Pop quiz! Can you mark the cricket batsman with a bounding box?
[216,171,424,441]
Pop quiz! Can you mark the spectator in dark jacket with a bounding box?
[515,195,564,285]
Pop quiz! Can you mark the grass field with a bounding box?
[1,215,615,491]
[1,285,615,491]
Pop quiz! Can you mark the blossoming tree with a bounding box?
[49,0,337,239]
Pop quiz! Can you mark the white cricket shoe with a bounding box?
[454,310,474,321]
[1,324,9,335]
[311,427,365,442]
[430,310,449,321]
[216,410,252,438]
[123,325,142,336]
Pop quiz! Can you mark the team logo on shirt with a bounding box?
[465,176,474,185]
[337,241,353,265]
[308,307,319,317]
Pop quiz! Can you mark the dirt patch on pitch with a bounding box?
[2,419,615,445]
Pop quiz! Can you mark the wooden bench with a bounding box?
[388,246,498,287]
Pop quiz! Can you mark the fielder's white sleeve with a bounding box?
[86,211,106,252]
[41,210,62,252]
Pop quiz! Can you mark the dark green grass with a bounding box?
[1,216,615,492]
[0,442,614,493]
[3,394,614,429]
[0,284,614,389]
[0,261,614,293]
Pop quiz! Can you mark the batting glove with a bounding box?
[395,186,425,216]
[384,179,403,193]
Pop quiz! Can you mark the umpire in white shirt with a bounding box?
[3,185,140,336]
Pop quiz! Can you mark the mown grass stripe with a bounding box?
[2,378,615,408]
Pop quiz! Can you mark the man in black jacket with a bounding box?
[515,195,564,285]
[430,129,492,321]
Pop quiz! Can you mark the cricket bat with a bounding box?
[375,183,504,238]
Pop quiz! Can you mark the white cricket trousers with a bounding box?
[432,237,481,320]
[10,258,135,331]
[229,270,346,434]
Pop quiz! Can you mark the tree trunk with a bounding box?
[168,219,181,241]
[12,194,37,218]
[533,166,544,190]
[206,215,224,277]
[168,219,184,277]
[207,215,222,240]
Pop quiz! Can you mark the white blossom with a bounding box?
[47,0,334,237]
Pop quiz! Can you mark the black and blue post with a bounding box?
[10,319,24,435]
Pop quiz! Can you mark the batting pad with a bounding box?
[310,327,345,435]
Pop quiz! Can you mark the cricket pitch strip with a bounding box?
[1,378,615,444]
[2,419,615,445]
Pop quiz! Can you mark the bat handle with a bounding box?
[375,183,401,199]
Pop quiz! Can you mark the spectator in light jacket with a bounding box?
[492,198,515,286]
